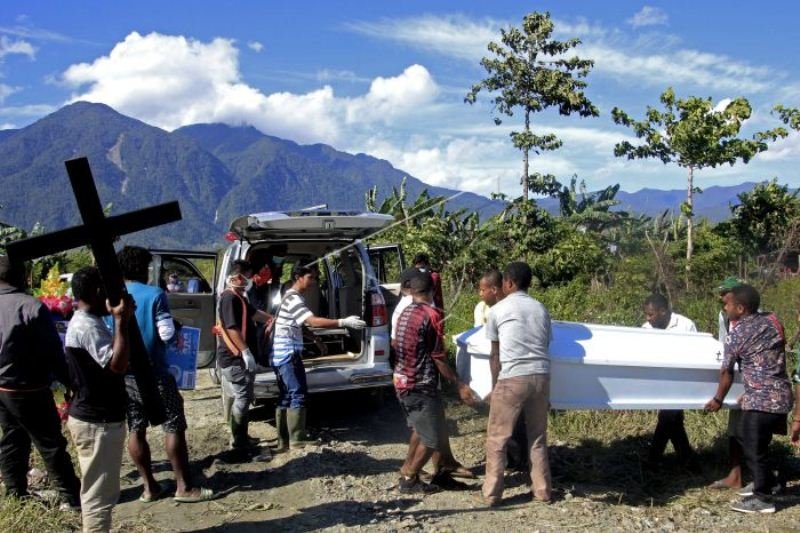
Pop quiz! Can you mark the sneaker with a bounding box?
[397,476,440,495]
[730,495,775,514]
[737,482,782,497]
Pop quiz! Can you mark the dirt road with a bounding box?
[110,373,800,532]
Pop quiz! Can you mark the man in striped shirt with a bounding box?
[270,265,366,450]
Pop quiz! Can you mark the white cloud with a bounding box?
[247,41,263,52]
[60,32,440,145]
[627,6,669,28]
[316,68,369,83]
[345,15,498,62]
[0,35,35,60]
[354,134,576,198]
[347,14,778,94]
[0,103,55,116]
[758,131,800,161]
[0,122,15,130]
[0,83,17,103]
[344,65,439,124]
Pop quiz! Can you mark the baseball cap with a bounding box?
[400,267,422,288]
[717,276,743,294]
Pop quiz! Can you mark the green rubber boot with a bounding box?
[229,413,252,450]
[273,407,290,453]
[287,407,317,449]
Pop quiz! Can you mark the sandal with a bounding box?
[442,465,476,479]
[173,487,215,503]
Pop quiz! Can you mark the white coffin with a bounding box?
[454,321,744,410]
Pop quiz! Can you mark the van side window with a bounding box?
[160,258,212,294]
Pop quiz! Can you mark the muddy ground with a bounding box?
[109,373,800,532]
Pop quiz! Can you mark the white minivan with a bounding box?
[216,210,405,414]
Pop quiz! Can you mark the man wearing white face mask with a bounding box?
[217,260,272,454]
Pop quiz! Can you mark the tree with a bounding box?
[465,11,598,199]
[774,105,800,131]
[611,88,786,283]
[730,179,800,257]
[556,176,629,234]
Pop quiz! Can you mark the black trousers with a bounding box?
[0,389,80,503]
[740,410,785,500]
[650,410,693,461]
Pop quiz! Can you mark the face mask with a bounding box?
[245,277,254,292]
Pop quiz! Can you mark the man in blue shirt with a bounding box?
[118,246,212,503]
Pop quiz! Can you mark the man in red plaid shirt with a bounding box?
[393,271,476,494]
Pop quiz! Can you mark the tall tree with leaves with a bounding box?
[465,12,598,199]
[774,104,800,131]
[611,88,786,283]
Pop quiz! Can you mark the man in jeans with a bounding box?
[482,261,552,506]
[216,260,271,454]
[706,284,792,514]
[65,267,133,532]
[0,255,80,508]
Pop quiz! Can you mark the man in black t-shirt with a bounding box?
[217,260,272,453]
[65,266,133,531]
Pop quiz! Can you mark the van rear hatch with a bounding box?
[229,211,394,241]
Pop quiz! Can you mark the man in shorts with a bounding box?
[393,272,476,494]
[118,246,212,503]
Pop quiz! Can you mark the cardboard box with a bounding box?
[166,327,201,390]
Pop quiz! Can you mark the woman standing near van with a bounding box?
[272,265,367,450]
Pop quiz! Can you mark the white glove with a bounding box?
[339,315,367,330]
[241,348,257,373]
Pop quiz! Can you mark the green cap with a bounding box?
[717,276,743,293]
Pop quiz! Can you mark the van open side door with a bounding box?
[149,249,218,369]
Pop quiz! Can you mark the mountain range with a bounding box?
[0,102,759,250]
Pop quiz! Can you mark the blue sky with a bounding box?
[1,1,799,198]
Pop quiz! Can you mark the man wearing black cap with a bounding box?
[391,268,474,480]
[0,256,80,508]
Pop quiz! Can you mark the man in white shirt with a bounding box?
[642,293,698,467]
[390,268,419,344]
[473,270,502,327]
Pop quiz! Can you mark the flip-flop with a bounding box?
[173,487,215,503]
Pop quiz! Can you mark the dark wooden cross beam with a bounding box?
[6,157,182,425]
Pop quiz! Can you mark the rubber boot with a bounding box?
[287,407,316,449]
[273,407,290,453]
[229,413,253,450]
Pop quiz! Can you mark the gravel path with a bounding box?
[110,373,800,532]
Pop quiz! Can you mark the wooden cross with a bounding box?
[5,157,183,425]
